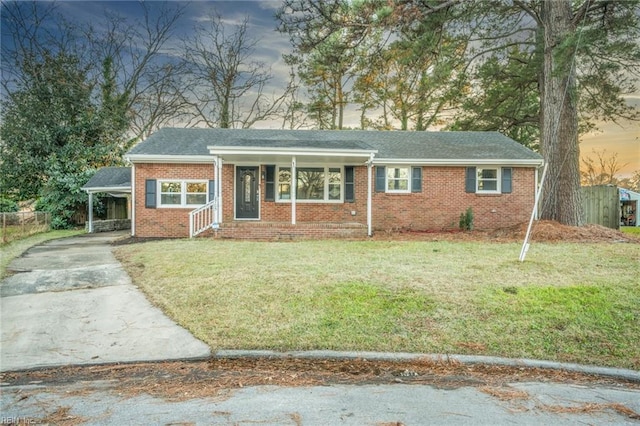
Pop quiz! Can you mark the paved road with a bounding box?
[0,232,210,371]
[2,377,639,425]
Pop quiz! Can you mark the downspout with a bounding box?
[367,153,374,237]
[534,166,539,220]
[131,164,136,237]
[291,156,297,225]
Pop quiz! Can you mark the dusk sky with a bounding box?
[2,1,638,177]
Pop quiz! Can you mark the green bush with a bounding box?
[459,207,474,231]
[0,197,19,212]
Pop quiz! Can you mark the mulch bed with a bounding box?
[381,220,640,243]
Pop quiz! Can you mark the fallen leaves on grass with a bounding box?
[456,342,488,351]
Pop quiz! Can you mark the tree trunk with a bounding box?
[539,0,584,226]
[337,81,344,130]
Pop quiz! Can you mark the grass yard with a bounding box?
[114,239,640,369]
[622,226,640,236]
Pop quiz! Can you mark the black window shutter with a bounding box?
[465,167,476,193]
[345,166,355,202]
[411,167,422,193]
[145,179,157,208]
[375,166,386,192]
[208,180,216,201]
[502,167,512,193]
[265,165,275,201]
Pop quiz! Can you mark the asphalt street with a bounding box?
[2,379,639,425]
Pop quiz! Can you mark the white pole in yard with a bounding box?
[519,163,548,262]
[88,192,94,233]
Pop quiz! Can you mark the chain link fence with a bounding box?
[1,212,51,244]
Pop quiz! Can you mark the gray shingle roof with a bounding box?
[127,128,542,161]
[82,167,131,191]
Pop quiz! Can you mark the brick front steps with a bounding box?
[203,222,368,240]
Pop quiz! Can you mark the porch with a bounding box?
[200,221,367,240]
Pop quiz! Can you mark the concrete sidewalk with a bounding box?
[0,232,210,372]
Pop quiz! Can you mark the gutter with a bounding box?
[125,154,215,164]
[373,158,545,167]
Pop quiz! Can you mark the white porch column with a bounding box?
[291,156,297,225]
[216,157,223,224]
[367,154,373,237]
[87,192,94,233]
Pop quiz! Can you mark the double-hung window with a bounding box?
[276,166,342,202]
[466,166,511,194]
[386,167,410,193]
[476,168,500,193]
[375,166,422,193]
[159,180,208,207]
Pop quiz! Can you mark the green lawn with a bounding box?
[621,226,640,236]
[114,239,640,369]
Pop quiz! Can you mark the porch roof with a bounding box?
[81,167,131,193]
[207,145,376,164]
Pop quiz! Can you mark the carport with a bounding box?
[81,167,132,233]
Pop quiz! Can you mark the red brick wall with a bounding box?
[371,166,536,231]
[134,163,215,238]
[259,172,368,224]
[135,162,536,237]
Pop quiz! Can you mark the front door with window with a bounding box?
[236,166,259,219]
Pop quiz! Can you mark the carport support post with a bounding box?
[87,192,94,233]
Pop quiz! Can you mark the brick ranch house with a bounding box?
[85,128,544,239]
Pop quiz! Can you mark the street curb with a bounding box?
[215,350,640,383]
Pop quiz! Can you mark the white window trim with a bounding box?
[385,166,411,194]
[158,179,209,208]
[276,165,344,203]
[476,167,501,194]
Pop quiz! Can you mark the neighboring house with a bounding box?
[114,128,544,239]
[620,188,639,227]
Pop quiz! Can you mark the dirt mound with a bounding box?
[388,221,639,243]
[492,221,638,243]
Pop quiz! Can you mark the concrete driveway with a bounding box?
[0,232,210,372]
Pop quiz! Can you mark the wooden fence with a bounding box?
[581,185,620,230]
[1,211,51,244]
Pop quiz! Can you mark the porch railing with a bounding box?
[189,199,217,238]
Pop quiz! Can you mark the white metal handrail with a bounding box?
[189,199,217,238]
